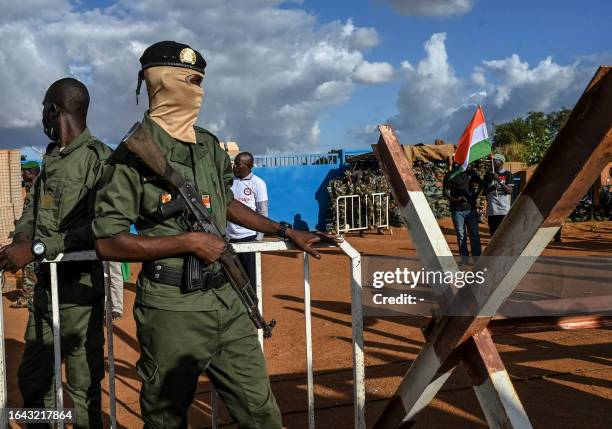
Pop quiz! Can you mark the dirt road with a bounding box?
[3,219,611,428]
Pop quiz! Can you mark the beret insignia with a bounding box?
[179,48,197,65]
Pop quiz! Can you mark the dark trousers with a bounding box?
[134,299,281,428]
[18,297,105,429]
[451,209,481,258]
[487,215,505,237]
[229,235,258,292]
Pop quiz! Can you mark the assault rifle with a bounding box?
[122,123,276,338]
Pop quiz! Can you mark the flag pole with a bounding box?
[491,150,498,197]
[480,105,499,198]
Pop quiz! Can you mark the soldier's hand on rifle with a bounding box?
[186,231,227,264]
[0,241,35,273]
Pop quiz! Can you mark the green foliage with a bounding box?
[492,108,571,165]
[523,129,552,165]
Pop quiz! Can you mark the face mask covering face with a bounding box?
[144,66,204,144]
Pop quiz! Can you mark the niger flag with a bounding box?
[453,105,491,171]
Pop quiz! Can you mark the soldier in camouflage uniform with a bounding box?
[93,41,329,429]
[0,78,112,428]
[11,161,41,308]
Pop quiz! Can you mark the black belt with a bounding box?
[142,262,227,291]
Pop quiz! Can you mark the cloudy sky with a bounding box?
[1,0,610,159]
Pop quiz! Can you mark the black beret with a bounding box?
[139,41,206,74]
[136,41,206,101]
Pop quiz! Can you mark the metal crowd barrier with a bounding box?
[365,192,390,232]
[0,239,364,429]
[0,271,6,428]
[0,252,115,429]
[336,194,366,234]
[336,193,390,234]
[253,153,340,168]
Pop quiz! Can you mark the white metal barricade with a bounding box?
[209,240,365,429]
[365,192,390,231]
[211,241,366,429]
[0,271,7,429]
[0,252,117,429]
[336,195,366,234]
[336,193,390,234]
[0,239,363,429]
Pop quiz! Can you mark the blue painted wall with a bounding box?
[253,165,344,231]
[252,149,368,231]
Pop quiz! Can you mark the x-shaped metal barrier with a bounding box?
[372,66,611,428]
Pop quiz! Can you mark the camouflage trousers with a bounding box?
[11,263,37,308]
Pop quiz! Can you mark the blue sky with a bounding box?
[305,0,612,148]
[3,0,610,161]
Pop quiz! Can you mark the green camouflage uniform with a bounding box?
[12,186,37,308]
[92,113,281,429]
[13,129,112,429]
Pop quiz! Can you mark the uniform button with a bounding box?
[154,273,160,279]
[156,265,161,270]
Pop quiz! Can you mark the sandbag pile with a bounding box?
[327,169,391,231]
[412,160,451,218]
[327,157,491,231]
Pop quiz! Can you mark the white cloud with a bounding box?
[400,60,415,72]
[391,33,464,140]
[347,123,379,144]
[481,55,580,115]
[352,60,395,83]
[380,0,474,17]
[471,70,486,86]
[0,0,71,23]
[389,32,591,144]
[0,0,386,152]
[350,27,380,50]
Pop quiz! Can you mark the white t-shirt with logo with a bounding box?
[226,173,269,240]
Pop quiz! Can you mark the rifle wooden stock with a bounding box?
[121,122,276,337]
[122,123,185,189]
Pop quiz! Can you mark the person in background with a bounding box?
[21,160,40,192]
[226,152,269,286]
[483,154,515,236]
[10,161,41,308]
[443,163,482,261]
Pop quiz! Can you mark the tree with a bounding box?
[492,108,571,165]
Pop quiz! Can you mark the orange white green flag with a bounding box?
[453,105,491,171]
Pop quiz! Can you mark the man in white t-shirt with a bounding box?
[226,152,269,286]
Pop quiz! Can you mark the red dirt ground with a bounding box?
[3,218,611,428]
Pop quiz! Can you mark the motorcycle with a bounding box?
[593,185,612,221]
[569,195,593,222]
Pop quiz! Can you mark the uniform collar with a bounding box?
[46,128,92,157]
[143,112,207,166]
[238,172,254,181]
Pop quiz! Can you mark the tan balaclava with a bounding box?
[144,66,204,144]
